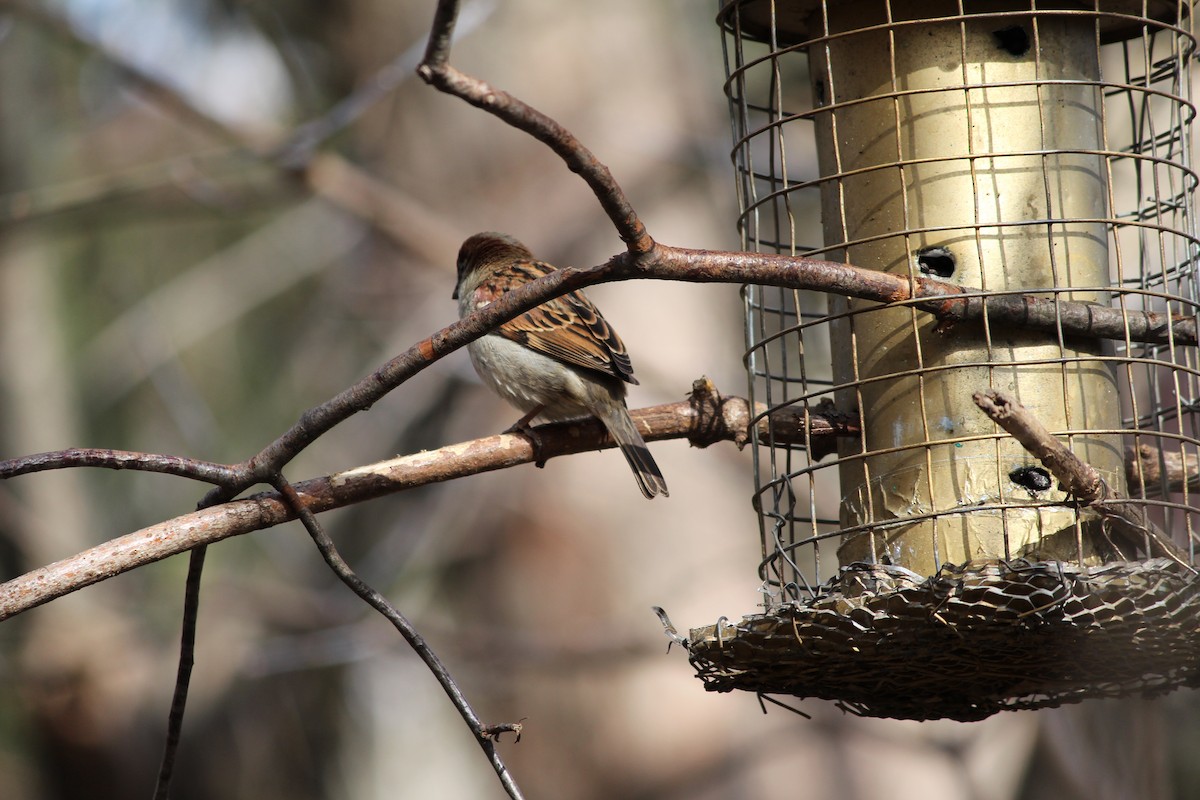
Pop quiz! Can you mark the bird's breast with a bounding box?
[467,334,595,421]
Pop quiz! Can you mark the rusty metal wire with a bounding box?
[723,0,1200,590]
[709,0,1200,716]
[686,558,1200,721]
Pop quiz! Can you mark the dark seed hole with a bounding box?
[1009,466,1052,493]
[994,25,1030,56]
[916,247,955,278]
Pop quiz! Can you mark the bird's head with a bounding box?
[453,232,534,299]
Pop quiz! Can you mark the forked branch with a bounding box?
[0,382,854,620]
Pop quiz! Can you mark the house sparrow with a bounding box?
[453,232,668,498]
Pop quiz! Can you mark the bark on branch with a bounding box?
[0,381,851,620]
[973,390,1195,570]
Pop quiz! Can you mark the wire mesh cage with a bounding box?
[680,0,1200,719]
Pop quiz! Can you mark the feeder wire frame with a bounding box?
[678,0,1200,720]
[720,1,1200,601]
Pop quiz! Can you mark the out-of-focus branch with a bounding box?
[304,153,462,264]
[1126,442,1200,497]
[272,0,495,167]
[0,0,475,262]
[0,381,854,621]
[10,0,1193,354]
[0,0,260,145]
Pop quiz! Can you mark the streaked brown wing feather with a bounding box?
[494,261,638,385]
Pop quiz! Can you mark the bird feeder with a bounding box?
[678,0,1200,720]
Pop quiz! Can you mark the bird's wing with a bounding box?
[493,261,638,385]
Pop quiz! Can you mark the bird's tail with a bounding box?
[599,405,669,499]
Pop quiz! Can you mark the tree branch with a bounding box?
[1126,442,1200,497]
[12,381,1200,621]
[233,243,1193,511]
[411,0,1195,350]
[0,448,235,483]
[0,383,850,620]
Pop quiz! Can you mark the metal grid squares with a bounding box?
[719,1,1200,606]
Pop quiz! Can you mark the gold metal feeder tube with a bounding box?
[808,5,1125,573]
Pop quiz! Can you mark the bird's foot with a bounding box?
[505,407,548,467]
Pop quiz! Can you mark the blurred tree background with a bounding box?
[0,1,1195,798]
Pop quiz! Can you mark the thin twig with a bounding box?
[152,481,242,800]
[270,475,526,800]
[152,545,207,800]
[971,390,1103,501]
[0,448,234,483]
[973,389,1195,570]
[418,0,642,253]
